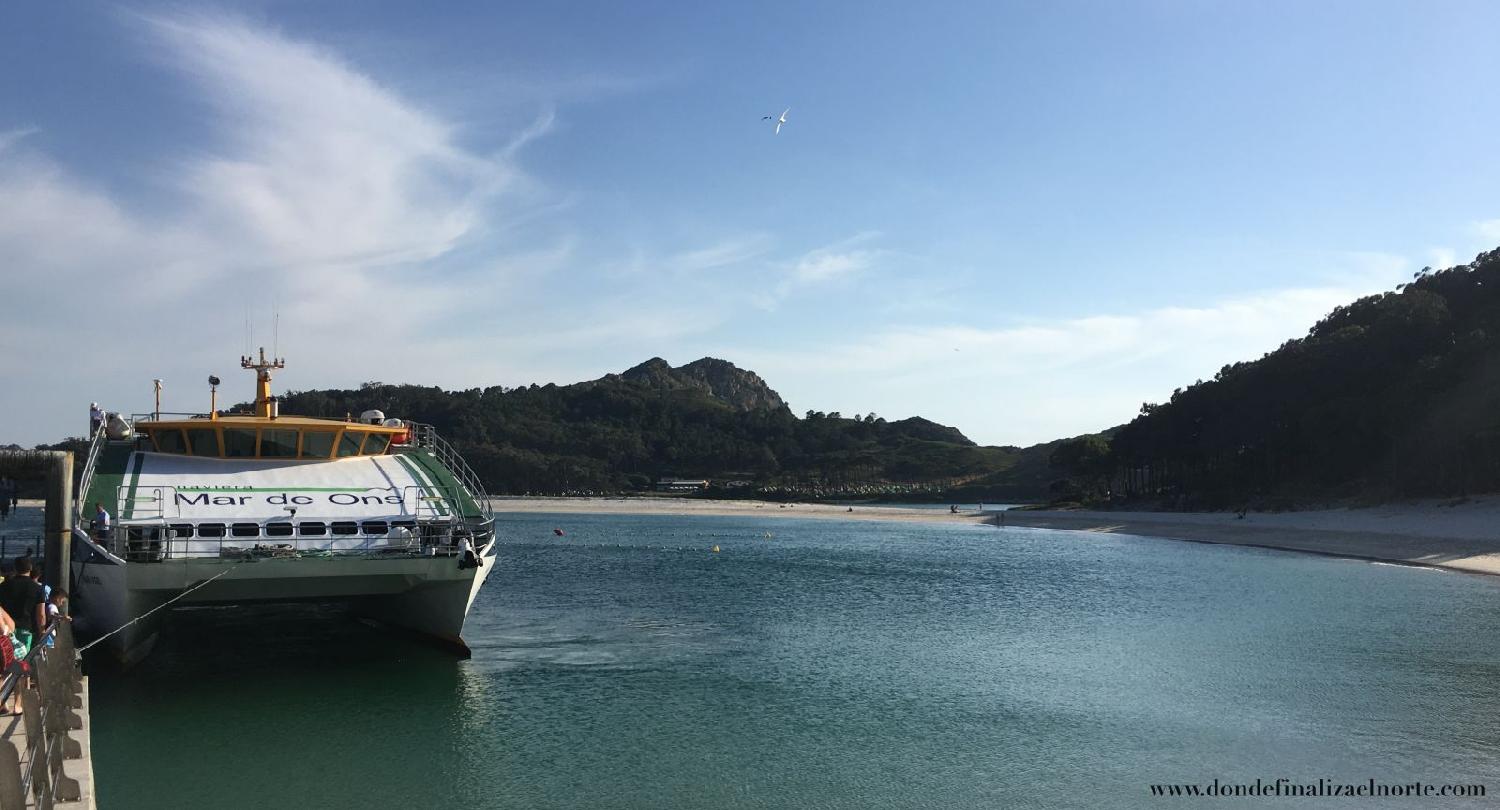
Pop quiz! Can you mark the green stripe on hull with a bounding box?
[121,453,145,520]
[393,453,450,517]
[403,450,483,518]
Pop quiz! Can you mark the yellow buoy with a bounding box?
[712,545,721,553]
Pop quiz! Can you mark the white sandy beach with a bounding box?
[492,495,1500,576]
[490,496,995,524]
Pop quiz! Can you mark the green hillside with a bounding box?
[275,358,1057,499]
[1089,249,1500,507]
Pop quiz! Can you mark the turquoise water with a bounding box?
[81,512,1500,808]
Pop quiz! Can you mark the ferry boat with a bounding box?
[70,351,497,664]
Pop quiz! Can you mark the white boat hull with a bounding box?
[71,530,497,664]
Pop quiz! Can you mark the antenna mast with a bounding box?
[240,347,286,419]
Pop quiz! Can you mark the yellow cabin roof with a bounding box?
[142,415,404,433]
[136,416,408,460]
[134,351,408,459]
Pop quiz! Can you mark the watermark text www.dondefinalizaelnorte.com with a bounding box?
[1148,778,1486,799]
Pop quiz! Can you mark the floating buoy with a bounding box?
[553,528,564,536]
[711,545,721,553]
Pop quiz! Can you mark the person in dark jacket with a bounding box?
[0,557,44,646]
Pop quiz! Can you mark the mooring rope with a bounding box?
[77,566,237,653]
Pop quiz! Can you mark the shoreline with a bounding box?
[489,496,996,525]
[490,496,1500,577]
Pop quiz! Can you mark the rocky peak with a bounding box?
[620,357,677,386]
[676,357,787,412]
[612,357,788,412]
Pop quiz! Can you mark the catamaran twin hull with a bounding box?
[74,450,495,665]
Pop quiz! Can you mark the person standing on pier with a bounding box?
[44,591,66,630]
[28,567,49,604]
[0,557,44,651]
[89,402,104,437]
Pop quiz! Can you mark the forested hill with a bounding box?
[276,357,1056,498]
[1055,250,1500,507]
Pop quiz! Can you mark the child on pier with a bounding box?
[44,591,66,635]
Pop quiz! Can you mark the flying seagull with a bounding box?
[762,107,789,134]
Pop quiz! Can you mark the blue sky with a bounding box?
[4,1,1500,446]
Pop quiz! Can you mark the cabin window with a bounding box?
[153,429,187,454]
[169,523,194,539]
[361,521,388,535]
[336,431,365,458]
[186,428,220,457]
[390,520,416,530]
[223,428,257,458]
[260,429,299,458]
[301,431,335,459]
[331,521,359,536]
[198,523,226,538]
[264,523,294,538]
[362,434,391,455]
[231,523,260,538]
[297,522,327,537]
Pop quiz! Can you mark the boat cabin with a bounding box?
[137,417,405,460]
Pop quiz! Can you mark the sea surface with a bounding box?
[68,511,1500,808]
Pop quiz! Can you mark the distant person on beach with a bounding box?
[89,402,103,436]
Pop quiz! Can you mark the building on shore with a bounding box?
[655,479,710,492]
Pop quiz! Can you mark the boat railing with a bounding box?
[70,422,108,530]
[0,536,43,566]
[406,423,492,521]
[115,485,176,522]
[126,412,209,425]
[0,621,87,808]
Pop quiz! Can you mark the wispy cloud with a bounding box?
[668,234,774,272]
[728,265,1410,445]
[1474,219,1500,242]
[732,231,886,308]
[793,249,875,283]
[0,127,38,154]
[146,12,507,272]
[790,231,881,284]
[0,12,581,440]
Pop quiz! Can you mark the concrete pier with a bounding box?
[0,623,94,809]
[0,450,94,808]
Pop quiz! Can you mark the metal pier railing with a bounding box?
[0,622,91,809]
[70,426,107,533]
